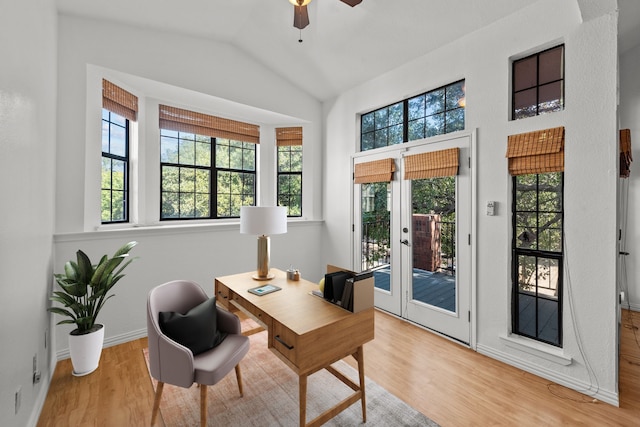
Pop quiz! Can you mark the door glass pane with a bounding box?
[360,182,391,291]
[410,176,456,312]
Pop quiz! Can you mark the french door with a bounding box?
[353,133,474,344]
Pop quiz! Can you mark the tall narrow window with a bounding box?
[101,109,129,223]
[507,127,564,347]
[276,127,303,217]
[361,80,465,151]
[512,45,564,120]
[159,105,259,220]
[101,80,137,223]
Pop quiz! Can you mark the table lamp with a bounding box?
[240,206,287,280]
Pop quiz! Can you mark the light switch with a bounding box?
[486,201,496,216]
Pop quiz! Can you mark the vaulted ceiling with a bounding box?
[56,0,640,101]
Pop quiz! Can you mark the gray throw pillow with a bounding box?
[159,297,227,355]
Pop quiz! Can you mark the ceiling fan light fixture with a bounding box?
[289,0,312,6]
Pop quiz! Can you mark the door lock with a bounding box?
[400,239,409,246]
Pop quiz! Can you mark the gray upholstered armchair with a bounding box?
[147,280,250,427]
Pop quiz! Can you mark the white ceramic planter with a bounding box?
[68,325,105,376]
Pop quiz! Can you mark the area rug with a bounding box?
[143,328,438,426]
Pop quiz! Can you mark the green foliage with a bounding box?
[49,241,138,335]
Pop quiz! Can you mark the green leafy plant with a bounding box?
[49,241,138,335]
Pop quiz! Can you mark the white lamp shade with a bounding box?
[240,206,287,236]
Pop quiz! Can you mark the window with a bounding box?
[276,127,303,217]
[159,105,259,220]
[361,80,465,151]
[101,79,137,224]
[101,109,129,223]
[512,173,563,346]
[507,127,565,347]
[512,45,564,120]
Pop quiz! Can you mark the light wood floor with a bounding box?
[38,309,640,426]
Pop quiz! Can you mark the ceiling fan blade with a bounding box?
[293,5,310,29]
[340,0,363,6]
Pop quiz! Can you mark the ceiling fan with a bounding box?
[289,0,363,33]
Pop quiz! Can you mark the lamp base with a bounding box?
[252,273,275,281]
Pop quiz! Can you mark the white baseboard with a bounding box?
[477,343,619,406]
[56,328,147,360]
[622,302,640,312]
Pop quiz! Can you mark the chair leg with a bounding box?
[151,381,164,426]
[235,364,244,397]
[200,384,207,427]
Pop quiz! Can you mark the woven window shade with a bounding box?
[102,79,138,122]
[276,127,303,146]
[506,126,564,176]
[404,148,460,180]
[159,104,260,144]
[620,129,632,178]
[354,158,396,184]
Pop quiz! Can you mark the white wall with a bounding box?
[619,43,640,311]
[53,16,326,355]
[323,0,621,404]
[0,0,57,425]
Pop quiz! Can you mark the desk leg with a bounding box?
[299,374,308,427]
[355,346,366,423]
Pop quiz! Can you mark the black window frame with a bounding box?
[360,79,465,151]
[511,172,564,347]
[512,44,565,120]
[159,130,256,220]
[277,144,303,217]
[101,109,129,224]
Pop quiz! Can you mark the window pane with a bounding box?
[408,118,425,141]
[389,124,403,145]
[362,112,374,133]
[195,169,210,194]
[179,193,195,217]
[102,158,112,188]
[514,56,537,91]
[409,95,425,120]
[539,46,563,84]
[162,192,179,218]
[425,113,444,137]
[290,148,302,172]
[538,81,563,115]
[195,141,211,167]
[110,124,126,157]
[425,89,445,115]
[243,145,256,171]
[110,112,126,127]
[112,190,125,221]
[445,81,466,110]
[229,145,243,169]
[161,136,179,163]
[514,88,537,119]
[180,168,195,192]
[112,159,125,190]
[374,108,388,129]
[361,132,375,151]
[374,128,388,148]
[162,166,180,192]
[216,142,229,168]
[179,138,195,165]
[445,109,464,133]
[388,102,403,125]
[101,190,111,222]
[102,121,109,152]
[195,194,210,217]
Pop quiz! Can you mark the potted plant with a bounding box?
[49,241,138,376]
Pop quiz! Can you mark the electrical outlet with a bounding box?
[33,354,41,384]
[15,387,21,414]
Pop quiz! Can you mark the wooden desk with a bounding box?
[215,269,375,427]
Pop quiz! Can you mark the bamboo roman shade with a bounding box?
[620,129,632,178]
[159,105,260,144]
[102,79,138,122]
[354,158,396,184]
[506,126,564,176]
[403,148,460,180]
[276,127,303,146]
